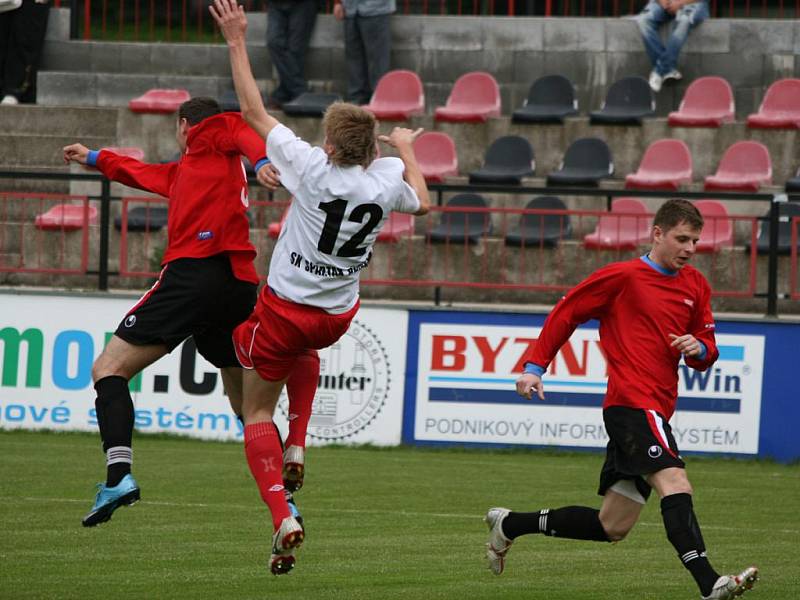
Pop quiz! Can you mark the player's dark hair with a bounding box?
[653,199,704,232]
[322,102,378,168]
[178,97,222,125]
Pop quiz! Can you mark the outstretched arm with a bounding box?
[209,0,279,140]
[378,127,430,216]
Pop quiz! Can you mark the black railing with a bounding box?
[0,170,792,315]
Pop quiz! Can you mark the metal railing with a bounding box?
[0,171,796,315]
[62,0,800,42]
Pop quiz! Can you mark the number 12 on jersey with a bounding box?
[317,199,384,258]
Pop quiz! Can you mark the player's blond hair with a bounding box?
[322,103,378,168]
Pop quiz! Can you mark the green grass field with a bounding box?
[1,430,797,599]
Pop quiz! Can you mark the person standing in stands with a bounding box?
[634,0,709,93]
[333,0,393,105]
[62,98,317,530]
[265,0,318,109]
[0,0,50,104]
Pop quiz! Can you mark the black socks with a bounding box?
[661,493,720,597]
[502,506,610,542]
[94,375,134,487]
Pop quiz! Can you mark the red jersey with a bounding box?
[523,257,719,419]
[94,112,266,284]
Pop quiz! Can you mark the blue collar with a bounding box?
[640,254,678,276]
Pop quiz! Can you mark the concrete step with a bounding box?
[0,104,118,137]
[1,133,117,169]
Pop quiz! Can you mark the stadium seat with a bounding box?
[362,70,425,120]
[35,204,98,231]
[128,89,190,114]
[694,200,733,252]
[511,74,578,124]
[667,76,734,127]
[268,206,290,239]
[704,141,772,192]
[583,197,650,249]
[377,212,415,242]
[505,196,571,247]
[589,77,655,125]
[220,88,269,112]
[747,202,800,255]
[468,135,535,185]
[106,147,145,161]
[114,205,168,232]
[413,132,458,183]
[746,78,800,129]
[434,72,501,123]
[428,193,492,245]
[625,139,692,191]
[282,92,342,117]
[786,168,800,192]
[547,138,614,186]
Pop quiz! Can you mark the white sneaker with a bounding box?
[269,515,305,575]
[701,566,759,599]
[648,70,663,93]
[1,95,19,105]
[484,507,512,575]
[663,69,683,82]
[283,445,305,492]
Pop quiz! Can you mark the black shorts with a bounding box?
[114,254,258,368]
[597,405,685,503]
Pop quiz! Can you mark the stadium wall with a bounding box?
[1,290,798,462]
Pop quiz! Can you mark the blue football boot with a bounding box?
[81,474,140,527]
[285,489,303,528]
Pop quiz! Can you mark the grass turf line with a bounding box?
[0,430,797,599]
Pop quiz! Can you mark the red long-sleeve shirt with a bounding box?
[523,257,719,419]
[94,112,266,284]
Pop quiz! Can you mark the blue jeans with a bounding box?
[267,0,318,104]
[344,13,392,105]
[635,0,708,77]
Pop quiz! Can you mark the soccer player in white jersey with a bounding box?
[210,0,430,576]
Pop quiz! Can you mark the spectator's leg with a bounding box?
[4,0,50,103]
[344,16,370,105]
[635,0,669,74]
[284,0,318,101]
[0,10,14,95]
[659,1,708,75]
[359,13,391,102]
[267,2,293,105]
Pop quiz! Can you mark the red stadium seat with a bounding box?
[35,204,98,231]
[625,139,692,191]
[746,78,800,129]
[583,198,651,249]
[413,132,458,183]
[695,200,733,252]
[106,147,145,161]
[362,70,425,120]
[267,206,290,239]
[667,76,734,127]
[434,72,501,123]
[377,212,415,242]
[129,89,191,114]
[704,141,772,192]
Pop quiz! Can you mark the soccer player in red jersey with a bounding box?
[210,0,430,575]
[62,98,316,528]
[485,199,758,600]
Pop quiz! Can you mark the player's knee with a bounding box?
[603,523,632,542]
[91,352,125,382]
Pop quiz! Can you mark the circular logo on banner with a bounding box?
[277,319,390,441]
[648,445,663,459]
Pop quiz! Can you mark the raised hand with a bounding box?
[209,0,248,45]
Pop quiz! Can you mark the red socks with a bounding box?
[285,351,320,448]
[244,421,290,530]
